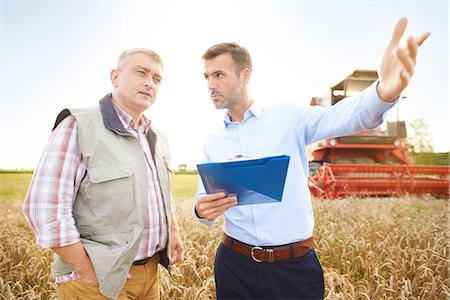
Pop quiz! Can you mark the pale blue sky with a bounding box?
[1,0,448,169]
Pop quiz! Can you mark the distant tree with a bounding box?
[178,164,187,172]
[406,118,434,152]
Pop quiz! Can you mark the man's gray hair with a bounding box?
[116,48,163,70]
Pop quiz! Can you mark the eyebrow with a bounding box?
[204,70,224,77]
[135,66,162,80]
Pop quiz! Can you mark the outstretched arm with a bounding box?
[377,18,430,102]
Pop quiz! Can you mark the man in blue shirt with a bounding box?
[193,18,429,299]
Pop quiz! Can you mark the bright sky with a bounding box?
[1,0,448,170]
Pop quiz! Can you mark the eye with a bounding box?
[137,70,146,76]
[153,77,161,85]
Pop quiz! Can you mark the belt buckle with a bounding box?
[251,246,274,263]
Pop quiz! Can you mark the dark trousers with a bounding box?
[214,243,325,300]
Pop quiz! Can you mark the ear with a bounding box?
[241,68,251,84]
[110,69,119,87]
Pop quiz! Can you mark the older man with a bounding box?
[24,48,184,299]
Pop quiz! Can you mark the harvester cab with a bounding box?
[307,70,449,199]
[308,70,411,166]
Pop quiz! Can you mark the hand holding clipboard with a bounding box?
[197,155,290,206]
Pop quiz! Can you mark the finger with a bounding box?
[127,273,132,279]
[399,70,411,86]
[196,193,229,217]
[203,203,234,220]
[180,248,185,260]
[208,195,237,208]
[390,17,407,46]
[207,210,229,221]
[397,70,411,89]
[198,196,237,214]
[207,197,238,216]
[176,249,183,263]
[406,36,418,61]
[170,249,183,264]
[199,196,237,220]
[396,47,415,75]
[170,254,177,265]
[199,192,226,202]
[209,192,227,199]
[416,32,431,46]
[203,208,226,220]
[172,256,181,265]
[211,198,237,214]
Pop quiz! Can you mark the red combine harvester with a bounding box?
[307,70,450,199]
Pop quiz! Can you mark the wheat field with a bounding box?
[0,173,449,299]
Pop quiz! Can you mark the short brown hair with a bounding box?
[202,42,252,74]
[116,48,163,70]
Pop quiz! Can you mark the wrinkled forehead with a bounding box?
[125,53,163,75]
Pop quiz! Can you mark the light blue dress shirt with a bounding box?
[194,82,396,246]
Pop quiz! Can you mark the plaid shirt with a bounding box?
[23,101,171,282]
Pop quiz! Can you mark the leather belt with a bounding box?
[222,234,314,263]
[132,253,160,266]
[132,256,153,265]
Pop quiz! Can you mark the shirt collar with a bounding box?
[111,99,151,133]
[223,101,263,126]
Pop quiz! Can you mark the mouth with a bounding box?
[210,92,221,99]
[139,91,152,98]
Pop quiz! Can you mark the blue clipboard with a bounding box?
[197,155,290,205]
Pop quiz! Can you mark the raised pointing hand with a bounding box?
[377,18,430,102]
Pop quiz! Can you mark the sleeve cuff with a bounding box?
[364,81,399,129]
[371,81,399,109]
[36,218,80,249]
[192,195,215,227]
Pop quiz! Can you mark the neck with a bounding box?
[228,96,253,123]
[111,94,143,129]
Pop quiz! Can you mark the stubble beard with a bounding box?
[212,90,242,110]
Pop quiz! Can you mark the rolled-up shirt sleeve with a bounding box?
[23,115,85,249]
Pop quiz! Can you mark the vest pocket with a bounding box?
[80,229,134,286]
[87,165,134,214]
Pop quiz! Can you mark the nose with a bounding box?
[207,78,216,90]
[144,77,155,88]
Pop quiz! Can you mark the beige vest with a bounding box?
[51,95,173,299]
